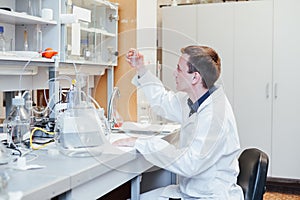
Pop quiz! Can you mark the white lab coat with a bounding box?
[132,71,244,200]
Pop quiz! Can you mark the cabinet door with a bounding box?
[60,0,118,65]
[233,1,273,166]
[272,0,300,179]
[162,6,197,91]
[197,3,234,103]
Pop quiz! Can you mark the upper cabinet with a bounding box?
[60,0,119,66]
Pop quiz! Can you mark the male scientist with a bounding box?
[114,45,244,200]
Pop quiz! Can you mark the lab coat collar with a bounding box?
[196,85,224,113]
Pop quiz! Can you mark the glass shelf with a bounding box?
[80,27,116,37]
[66,25,116,37]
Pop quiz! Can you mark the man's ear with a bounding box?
[192,72,201,84]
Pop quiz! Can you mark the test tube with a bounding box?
[131,49,138,66]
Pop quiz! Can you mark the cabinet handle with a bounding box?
[265,83,269,99]
[274,83,278,99]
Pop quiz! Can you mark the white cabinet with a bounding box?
[233,0,273,171]
[234,0,300,179]
[272,0,300,179]
[162,3,234,103]
[161,0,300,179]
[196,3,234,103]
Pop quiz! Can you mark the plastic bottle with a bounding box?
[0,26,6,54]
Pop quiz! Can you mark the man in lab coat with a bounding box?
[114,46,244,200]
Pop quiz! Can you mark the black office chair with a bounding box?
[169,148,269,200]
[237,148,269,200]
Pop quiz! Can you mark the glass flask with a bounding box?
[3,95,30,148]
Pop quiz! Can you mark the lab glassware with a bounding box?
[55,103,108,157]
[3,95,30,148]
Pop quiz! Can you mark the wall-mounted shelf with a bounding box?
[0,51,54,63]
[0,9,57,25]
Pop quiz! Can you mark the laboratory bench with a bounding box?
[0,130,179,200]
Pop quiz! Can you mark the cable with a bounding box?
[73,62,78,74]
[18,52,48,93]
[17,53,70,116]
[88,94,101,109]
[21,90,30,98]
[32,92,55,115]
[18,56,35,93]
[39,75,72,114]
[8,146,22,157]
[24,152,39,163]
[31,75,71,115]
[46,99,63,117]
[30,127,55,150]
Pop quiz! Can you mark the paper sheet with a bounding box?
[120,122,181,134]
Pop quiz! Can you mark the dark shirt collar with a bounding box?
[187,86,217,117]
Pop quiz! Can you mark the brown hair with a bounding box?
[181,45,221,89]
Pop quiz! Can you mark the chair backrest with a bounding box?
[237,148,269,200]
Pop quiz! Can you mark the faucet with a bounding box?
[107,87,120,129]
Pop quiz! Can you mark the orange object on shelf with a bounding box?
[42,48,58,59]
